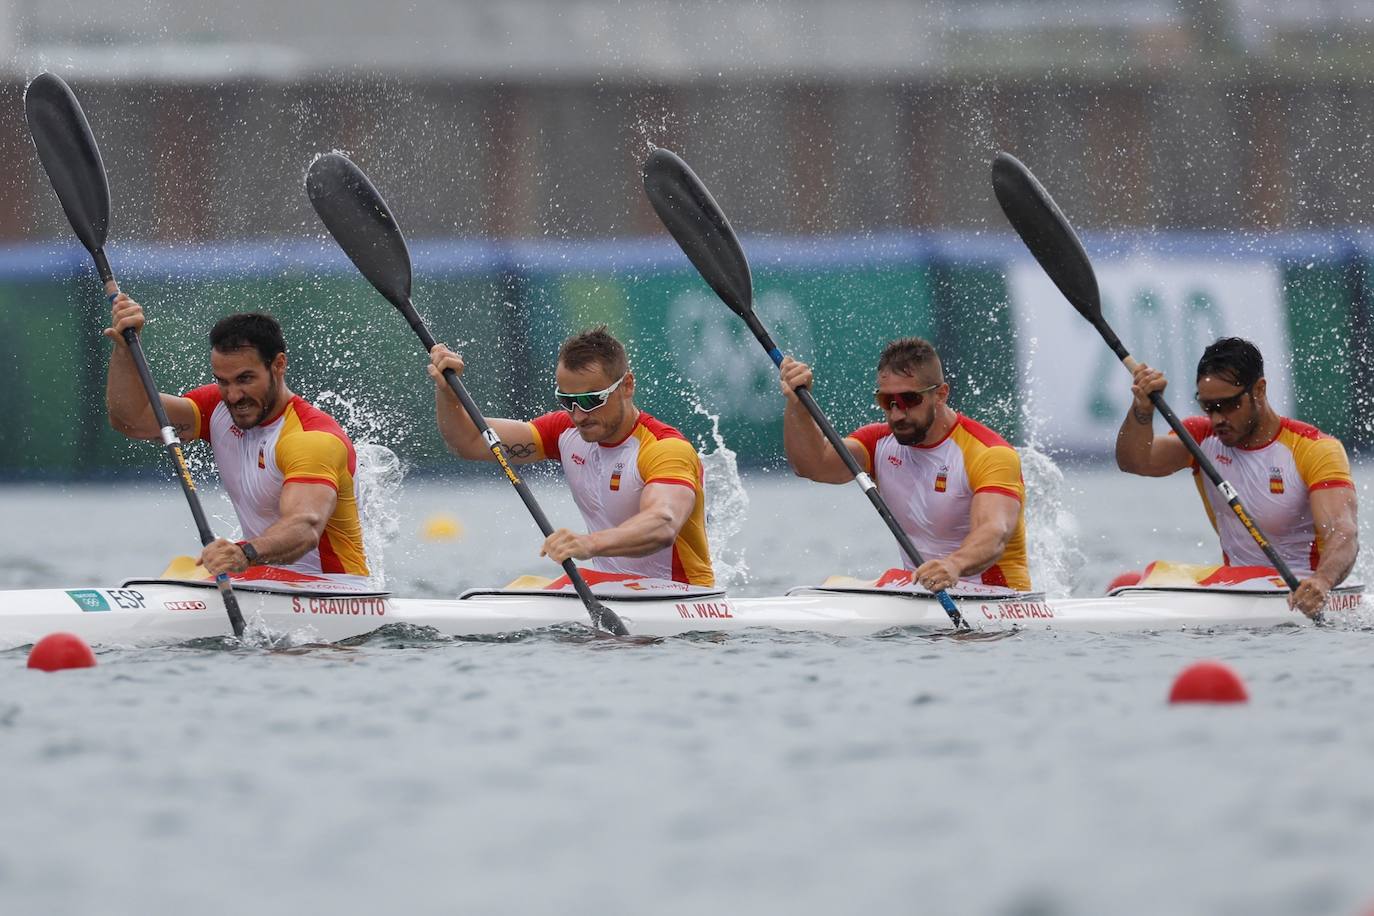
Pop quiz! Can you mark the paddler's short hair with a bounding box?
[210,312,287,367]
[877,336,943,382]
[1197,337,1263,390]
[558,325,628,379]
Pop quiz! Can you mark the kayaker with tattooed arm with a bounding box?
[428,325,714,586]
[1116,336,1358,618]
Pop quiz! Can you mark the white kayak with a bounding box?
[0,572,1361,649]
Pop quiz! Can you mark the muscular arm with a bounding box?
[1311,487,1359,586]
[779,355,866,483]
[434,391,544,464]
[1286,486,1359,618]
[913,491,1023,592]
[197,482,338,574]
[254,482,339,564]
[542,482,697,563]
[429,343,544,463]
[947,491,1022,577]
[783,399,866,483]
[1115,407,1192,476]
[1115,363,1192,476]
[104,293,198,440]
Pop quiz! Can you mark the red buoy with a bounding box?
[1106,570,1142,593]
[27,633,97,672]
[1169,661,1247,704]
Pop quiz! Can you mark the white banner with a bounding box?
[1008,257,1293,453]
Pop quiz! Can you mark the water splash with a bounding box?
[1018,335,1088,598]
[354,443,405,589]
[314,389,407,588]
[313,389,405,448]
[688,401,750,588]
[1019,445,1086,599]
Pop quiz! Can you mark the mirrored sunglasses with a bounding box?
[555,373,628,413]
[874,382,942,412]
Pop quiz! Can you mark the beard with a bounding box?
[575,399,625,443]
[889,413,933,446]
[1215,401,1261,446]
[230,374,279,430]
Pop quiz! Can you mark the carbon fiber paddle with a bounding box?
[305,151,629,637]
[991,151,1315,617]
[26,72,246,639]
[643,147,970,631]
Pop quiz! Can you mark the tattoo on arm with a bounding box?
[1132,407,1152,426]
[507,442,536,459]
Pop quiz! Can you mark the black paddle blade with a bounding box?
[25,72,111,256]
[991,152,1102,322]
[306,152,412,310]
[642,148,753,315]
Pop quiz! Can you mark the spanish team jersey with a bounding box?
[182,385,369,579]
[1176,416,1354,577]
[528,410,714,586]
[848,413,1031,591]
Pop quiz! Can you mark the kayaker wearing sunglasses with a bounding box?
[427,325,714,587]
[778,337,1031,593]
[1116,337,1358,617]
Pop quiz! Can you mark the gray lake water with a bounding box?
[2,465,1373,915]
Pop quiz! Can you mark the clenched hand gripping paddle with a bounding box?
[26,72,246,638]
[305,152,628,637]
[990,151,1313,615]
[643,147,970,630]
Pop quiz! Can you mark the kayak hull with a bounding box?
[0,580,1360,649]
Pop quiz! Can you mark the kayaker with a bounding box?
[105,295,370,586]
[778,337,1032,593]
[427,325,715,587]
[1115,336,1358,618]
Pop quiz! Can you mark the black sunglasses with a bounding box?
[1196,384,1253,415]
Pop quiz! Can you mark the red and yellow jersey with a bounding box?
[183,386,369,580]
[528,410,714,586]
[848,413,1031,591]
[1176,416,1353,577]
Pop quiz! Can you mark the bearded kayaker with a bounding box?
[105,295,370,586]
[778,336,1032,593]
[428,325,714,587]
[1116,337,1358,618]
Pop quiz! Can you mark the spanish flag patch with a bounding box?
[609,472,621,491]
[934,468,948,493]
[257,445,266,470]
[1269,468,1283,494]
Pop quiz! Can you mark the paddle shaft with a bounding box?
[96,251,247,637]
[400,301,629,636]
[739,312,969,628]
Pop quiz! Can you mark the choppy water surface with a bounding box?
[2,467,1374,915]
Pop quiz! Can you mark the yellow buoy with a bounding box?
[422,513,463,541]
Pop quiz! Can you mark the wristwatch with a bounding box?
[236,540,260,565]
